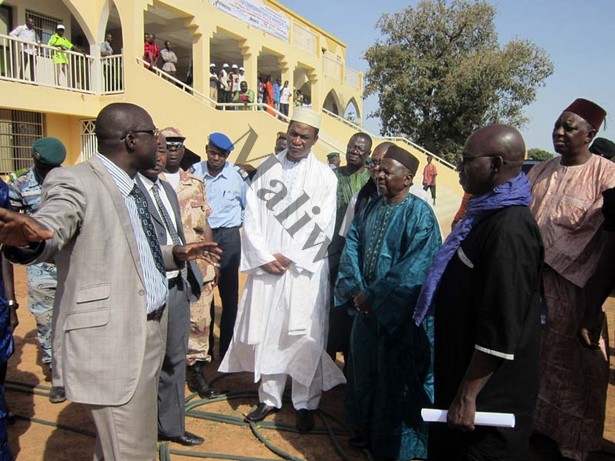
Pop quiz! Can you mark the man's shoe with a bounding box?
[49,386,66,404]
[296,409,315,433]
[245,403,279,423]
[158,431,204,446]
[187,366,222,399]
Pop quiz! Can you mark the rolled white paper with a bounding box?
[421,408,515,428]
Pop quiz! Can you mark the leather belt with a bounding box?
[147,305,166,321]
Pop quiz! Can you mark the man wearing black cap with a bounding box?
[528,98,615,460]
[191,133,249,360]
[8,137,67,404]
[590,137,615,161]
[334,145,441,460]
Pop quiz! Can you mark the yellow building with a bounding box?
[0,0,462,224]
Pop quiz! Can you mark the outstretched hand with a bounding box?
[0,208,53,247]
[173,241,222,266]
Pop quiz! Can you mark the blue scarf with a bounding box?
[413,172,532,325]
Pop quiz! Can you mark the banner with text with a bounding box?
[210,0,290,42]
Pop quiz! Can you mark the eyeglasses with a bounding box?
[166,141,184,149]
[122,128,160,140]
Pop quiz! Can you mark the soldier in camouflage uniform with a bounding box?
[7,137,67,403]
[159,127,221,398]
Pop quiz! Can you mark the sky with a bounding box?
[281,0,615,152]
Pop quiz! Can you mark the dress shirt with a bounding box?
[191,161,248,229]
[139,174,180,279]
[9,25,37,54]
[101,40,113,56]
[97,154,168,313]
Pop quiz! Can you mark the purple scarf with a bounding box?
[413,172,532,325]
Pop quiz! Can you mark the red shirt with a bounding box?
[423,162,438,186]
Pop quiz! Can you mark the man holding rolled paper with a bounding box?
[414,125,543,460]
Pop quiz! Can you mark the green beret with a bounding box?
[32,137,67,166]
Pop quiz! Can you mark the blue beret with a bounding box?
[32,137,67,166]
[208,132,234,153]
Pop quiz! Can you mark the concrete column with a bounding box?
[239,40,255,94]
[192,32,208,94]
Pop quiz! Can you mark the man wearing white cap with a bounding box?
[238,66,245,85]
[220,108,345,433]
[219,63,230,105]
[209,63,219,103]
[230,64,240,107]
[47,24,85,88]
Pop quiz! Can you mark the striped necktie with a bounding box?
[152,183,187,280]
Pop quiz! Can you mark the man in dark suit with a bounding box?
[0,103,219,459]
[137,133,204,446]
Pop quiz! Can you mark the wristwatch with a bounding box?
[7,300,18,309]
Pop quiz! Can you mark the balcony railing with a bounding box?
[344,66,360,88]
[0,33,123,94]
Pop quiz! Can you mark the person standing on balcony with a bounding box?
[422,155,438,206]
[143,33,160,71]
[273,78,281,112]
[160,41,178,80]
[327,133,373,368]
[100,33,114,92]
[230,65,240,107]
[279,80,292,117]
[209,63,219,104]
[233,81,255,110]
[159,127,221,401]
[191,133,249,360]
[7,137,67,404]
[48,24,86,88]
[9,16,39,82]
[264,75,275,115]
[219,63,230,106]
[238,66,246,84]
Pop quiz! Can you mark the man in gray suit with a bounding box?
[137,134,204,446]
[0,103,220,460]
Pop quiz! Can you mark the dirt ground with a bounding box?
[5,265,615,460]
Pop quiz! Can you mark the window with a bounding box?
[0,109,44,174]
[80,119,97,162]
[25,9,62,44]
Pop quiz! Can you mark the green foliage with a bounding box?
[527,148,555,161]
[364,0,554,161]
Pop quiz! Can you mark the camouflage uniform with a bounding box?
[8,168,57,369]
[161,170,215,365]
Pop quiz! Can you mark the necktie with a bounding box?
[130,184,166,275]
[152,183,187,280]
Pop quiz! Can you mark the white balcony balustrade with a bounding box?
[0,33,124,95]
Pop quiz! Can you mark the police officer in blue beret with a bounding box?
[191,133,249,360]
[7,137,67,404]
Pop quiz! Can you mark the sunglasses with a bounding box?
[166,141,184,149]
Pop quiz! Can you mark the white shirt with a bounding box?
[164,171,181,190]
[280,86,292,104]
[9,25,37,54]
[139,174,180,279]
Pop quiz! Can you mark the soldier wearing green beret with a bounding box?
[7,137,67,403]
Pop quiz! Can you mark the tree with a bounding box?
[364,0,554,162]
[527,148,555,161]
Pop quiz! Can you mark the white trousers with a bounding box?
[259,369,322,410]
